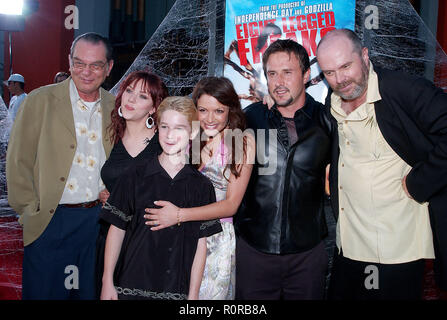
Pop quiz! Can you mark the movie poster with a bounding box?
[224,0,356,107]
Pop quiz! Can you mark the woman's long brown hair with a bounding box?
[192,76,248,179]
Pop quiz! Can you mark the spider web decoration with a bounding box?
[111,0,226,96]
[356,0,447,91]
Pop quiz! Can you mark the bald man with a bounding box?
[317,29,447,299]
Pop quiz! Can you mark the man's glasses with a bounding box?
[72,60,107,72]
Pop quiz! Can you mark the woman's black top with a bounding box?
[101,133,161,192]
[96,133,160,298]
[100,157,221,300]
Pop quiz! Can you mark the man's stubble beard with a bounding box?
[336,61,369,101]
[270,86,295,108]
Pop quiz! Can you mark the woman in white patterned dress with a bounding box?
[144,77,255,299]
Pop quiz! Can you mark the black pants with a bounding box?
[328,250,426,300]
[235,237,328,300]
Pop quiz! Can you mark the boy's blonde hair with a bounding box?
[156,96,198,127]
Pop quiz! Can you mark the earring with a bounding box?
[118,106,123,117]
[146,114,154,129]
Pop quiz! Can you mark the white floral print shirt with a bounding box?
[59,80,106,204]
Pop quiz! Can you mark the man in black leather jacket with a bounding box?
[234,39,334,299]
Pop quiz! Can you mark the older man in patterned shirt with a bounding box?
[6,33,115,300]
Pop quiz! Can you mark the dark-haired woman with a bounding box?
[96,71,168,297]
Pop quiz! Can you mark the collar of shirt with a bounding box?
[9,95,17,104]
[13,93,26,99]
[330,61,382,121]
[69,79,102,112]
[271,93,314,120]
[143,157,198,181]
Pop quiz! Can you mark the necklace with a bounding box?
[144,137,151,145]
[203,144,213,157]
[203,135,221,158]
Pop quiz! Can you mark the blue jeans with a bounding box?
[22,204,100,300]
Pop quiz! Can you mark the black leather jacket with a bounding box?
[234,94,333,254]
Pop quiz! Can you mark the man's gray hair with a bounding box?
[70,32,113,62]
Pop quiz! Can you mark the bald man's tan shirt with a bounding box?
[330,63,434,264]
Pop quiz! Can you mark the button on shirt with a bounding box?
[59,79,106,204]
[330,63,434,264]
